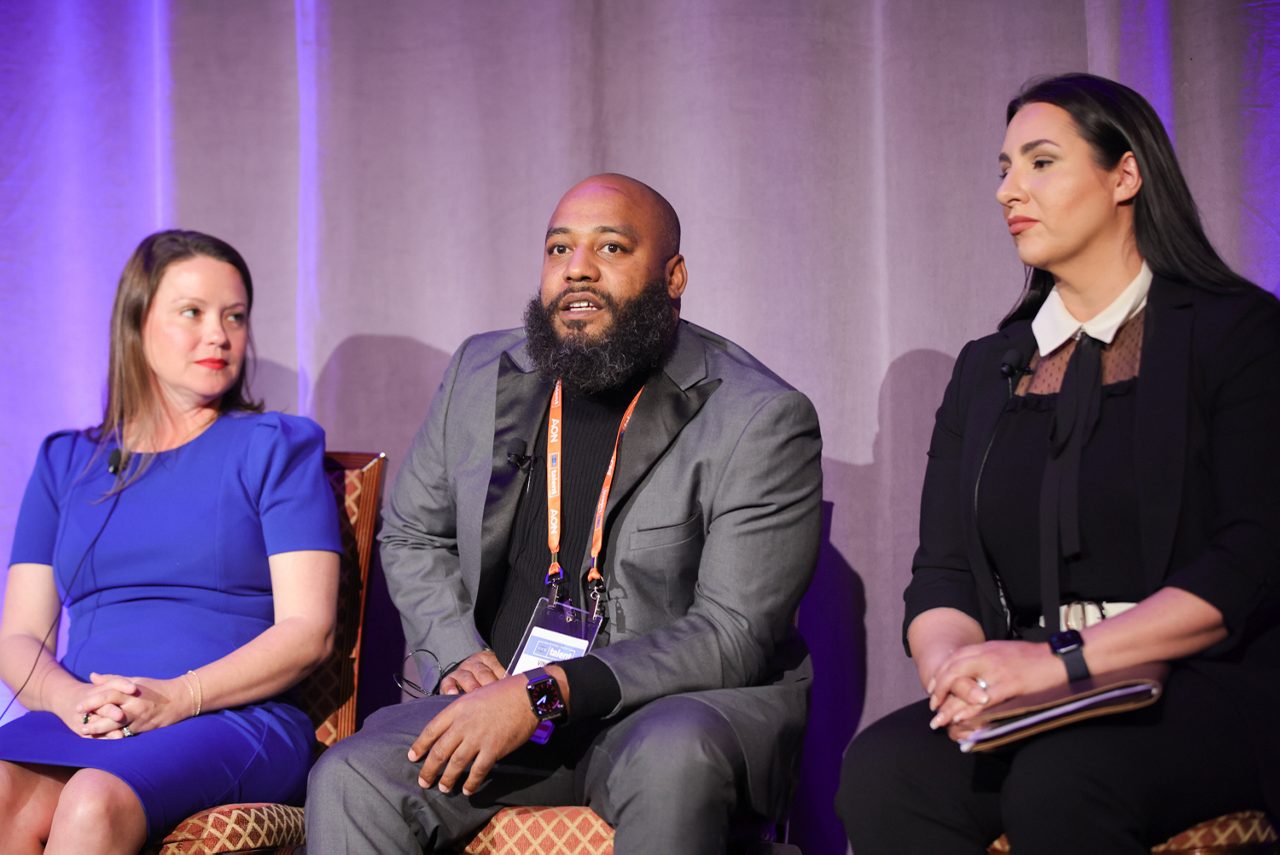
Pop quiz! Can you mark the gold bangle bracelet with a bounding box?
[181,672,197,718]
[186,669,203,717]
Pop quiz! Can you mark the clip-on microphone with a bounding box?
[999,347,1033,396]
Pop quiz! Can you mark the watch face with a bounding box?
[1050,629,1084,654]
[528,675,566,720]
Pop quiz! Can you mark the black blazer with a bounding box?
[904,275,1280,815]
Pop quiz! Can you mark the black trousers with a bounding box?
[835,667,1264,854]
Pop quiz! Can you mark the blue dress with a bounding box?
[0,411,341,840]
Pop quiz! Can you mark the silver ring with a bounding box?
[974,677,990,691]
[121,725,135,738]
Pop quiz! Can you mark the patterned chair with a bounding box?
[150,451,387,855]
[463,806,615,855]
[988,810,1278,854]
[461,806,797,854]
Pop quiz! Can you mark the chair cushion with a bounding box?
[1152,811,1278,851]
[988,811,1276,853]
[156,802,305,854]
[463,805,614,855]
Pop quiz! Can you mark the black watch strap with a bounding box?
[1048,629,1090,682]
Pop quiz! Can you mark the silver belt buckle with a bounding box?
[1047,600,1136,631]
[1062,601,1088,631]
[1062,601,1108,631]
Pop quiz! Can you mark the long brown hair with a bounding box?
[95,230,262,478]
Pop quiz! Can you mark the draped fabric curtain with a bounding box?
[2,2,1277,850]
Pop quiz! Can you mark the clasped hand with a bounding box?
[62,672,187,738]
[408,650,539,797]
[925,639,1065,741]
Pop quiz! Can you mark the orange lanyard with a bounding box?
[545,378,643,600]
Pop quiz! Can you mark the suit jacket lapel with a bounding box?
[606,324,720,519]
[479,350,551,595]
[476,325,718,588]
[1135,277,1192,592]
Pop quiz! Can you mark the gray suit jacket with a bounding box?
[380,320,823,818]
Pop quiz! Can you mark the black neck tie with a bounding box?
[1038,333,1103,631]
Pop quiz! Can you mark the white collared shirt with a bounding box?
[1031,262,1153,356]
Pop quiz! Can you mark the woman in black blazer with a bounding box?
[837,73,1280,852]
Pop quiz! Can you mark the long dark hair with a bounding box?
[95,230,261,476]
[999,73,1254,329]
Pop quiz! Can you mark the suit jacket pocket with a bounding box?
[628,506,704,551]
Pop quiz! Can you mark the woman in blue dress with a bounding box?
[0,230,341,853]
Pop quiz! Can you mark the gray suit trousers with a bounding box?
[305,693,748,854]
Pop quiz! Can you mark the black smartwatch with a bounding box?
[1048,629,1090,682]
[525,667,567,723]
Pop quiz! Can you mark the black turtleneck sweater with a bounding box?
[483,376,645,719]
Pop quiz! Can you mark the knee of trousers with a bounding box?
[307,739,356,807]
[836,728,886,826]
[307,696,453,804]
[599,696,743,806]
[836,703,934,825]
[307,731,403,810]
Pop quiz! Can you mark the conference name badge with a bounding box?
[508,596,602,677]
[509,595,603,745]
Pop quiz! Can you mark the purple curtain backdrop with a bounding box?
[2,2,1278,852]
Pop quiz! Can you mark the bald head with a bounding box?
[530,174,686,392]
[550,173,681,261]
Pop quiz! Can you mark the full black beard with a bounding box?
[523,279,677,395]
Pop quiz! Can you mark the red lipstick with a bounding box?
[196,359,228,370]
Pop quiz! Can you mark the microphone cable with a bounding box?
[0,449,126,723]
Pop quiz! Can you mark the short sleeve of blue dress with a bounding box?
[0,412,342,840]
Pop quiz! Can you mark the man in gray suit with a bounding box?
[306,174,822,853]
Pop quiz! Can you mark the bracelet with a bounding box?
[185,669,203,717]
[181,673,196,717]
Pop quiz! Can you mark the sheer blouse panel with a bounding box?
[1018,308,1145,396]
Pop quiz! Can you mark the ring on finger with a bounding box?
[121,725,135,738]
[82,713,91,725]
[974,677,990,691]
